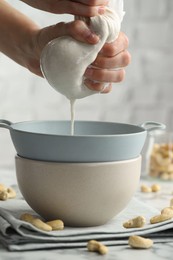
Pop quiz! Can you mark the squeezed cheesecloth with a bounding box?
[40,0,124,100]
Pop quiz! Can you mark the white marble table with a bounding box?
[0,168,173,259]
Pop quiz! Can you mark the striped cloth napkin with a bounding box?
[0,185,173,251]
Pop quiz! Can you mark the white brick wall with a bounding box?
[0,0,173,170]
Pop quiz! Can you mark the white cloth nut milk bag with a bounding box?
[40,0,125,101]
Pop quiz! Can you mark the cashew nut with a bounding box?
[31,218,52,232]
[123,216,146,228]
[128,235,153,249]
[0,190,8,201]
[87,240,108,255]
[149,143,173,179]
[46,220,64,230]
[170,198,173,207]
[151,184,161,192]
[20,213,52,232]
[0,184,16,200]
[141,184,161,193]
[20,213,35,222]
[141,185,152,193]
[161,207,173,215]
[150,212,173,224]
[7,187,16,199]
[0,183,7,192]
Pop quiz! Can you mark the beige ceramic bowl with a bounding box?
[15,155,141,227]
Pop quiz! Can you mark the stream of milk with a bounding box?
[70,99,76,135]
[40,1,124,136]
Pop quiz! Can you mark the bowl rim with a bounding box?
[15,154,141,166]
[11,120,145,138]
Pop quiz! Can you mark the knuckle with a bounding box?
[68,20,89,39]
[89,0,99,5]
[108,44,117,56]
[117,69,125,82]
[98,58,107,68]
[99,70,107,81]
[86,7,96,16]
[124,34,129,47]
[88,0,107,5]
[122,51,131,66]
[121,31,129,47]
[69,3,78,15]
[70,20,82,33]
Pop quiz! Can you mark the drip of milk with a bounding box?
[40,0,124,135]
[70,99,76,135]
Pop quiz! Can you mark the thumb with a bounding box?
[36,20,99,54]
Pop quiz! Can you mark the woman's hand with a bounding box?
[21,0,108,16]
[0,0,100,77]
[29,20,101,76]
[0,0,130,93]
[84,32,131,93]
[29,24,131,91]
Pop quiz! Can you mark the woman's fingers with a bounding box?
[35,20,99,55]
[65,20,99,44]
[21,0,108,16]
[84,67,125,83]
[74,0,108,5]
[101,83,112,93]
[35,20,129,95]
[58,0,107,16]
[92,32,131,69]
[92,49,131,69]
[83,31,130,93]
[84,66,126,93]
[84,79,112,93]
[100,32,129,57]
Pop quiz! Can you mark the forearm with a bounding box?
[0,0,130,85]
[0,0,39,69]
[0,0,100,77]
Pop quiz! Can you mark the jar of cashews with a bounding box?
[146,131,173,180]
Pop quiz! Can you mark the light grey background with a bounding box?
[0,0,173,170]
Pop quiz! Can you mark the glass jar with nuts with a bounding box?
[147,131,173,180]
